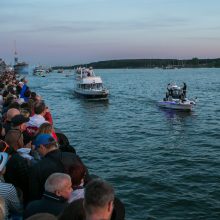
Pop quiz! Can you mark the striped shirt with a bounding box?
[0,178,23,218]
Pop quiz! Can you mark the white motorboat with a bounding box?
[158,83,196,111]
[74,67,109,100]
[33,66,46,77]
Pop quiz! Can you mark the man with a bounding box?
[59,179,125,220]
[26,101,48,136]
[3,108,20,134]
[5,114,30,150]
[182,82,187,98]
[24,173,72,218]
[29,134,87,201]
[84,179,115,220]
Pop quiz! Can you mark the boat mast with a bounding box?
[14,40,18,65]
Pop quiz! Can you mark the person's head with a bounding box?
[26,213,57,220]
[0,152,9,175]
[84,179,115,220]
[67,161,86,187]
[38,122,54,135]
[6,108,20,121]
[45,173,73,200]
[11,114,29,131]
[24,89,31,98]
[7,101,20,110]
[33,134,58,156]
[30,92,37,100]
[34,101,46,115]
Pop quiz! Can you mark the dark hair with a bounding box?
[24,89,31,98]
[8,102,20,110]
[31,92,37,100]
[84,179,114,213]
[67,162,86,186]
[34,101,46,114]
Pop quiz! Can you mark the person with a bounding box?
[19,78,30,102]
[167,83,173,97]
[24,173,72,218]
[59,179,125,220]
[0,140,30,205]
[3,108,20,134]
[26,101,48,136]
[68,161,86,203]
[84,179,114,220]
[182,82,187,98]
[37,122,58,141]
[26,213,57,220]
[0,152,23,219]
[29,134,88,201]
[5,114,30,151]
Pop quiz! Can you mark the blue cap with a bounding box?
[33,134,56,149]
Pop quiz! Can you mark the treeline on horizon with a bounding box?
[52,58,220,69]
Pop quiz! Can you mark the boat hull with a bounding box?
[158,101,193,111]
[74,89,109,100]
[14,63,29,75]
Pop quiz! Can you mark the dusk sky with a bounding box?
[1,0,220,65]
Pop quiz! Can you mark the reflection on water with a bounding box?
[159,108,193,121]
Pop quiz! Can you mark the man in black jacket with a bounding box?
[29,134,88,201]
[24,172,72,218]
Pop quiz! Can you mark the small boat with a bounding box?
[33,66,46,77]
[57,69,64,73]
[158,83,196,111]
[74,67,109,100]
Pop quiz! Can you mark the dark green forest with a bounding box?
[53,58,220,70]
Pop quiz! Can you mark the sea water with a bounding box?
[29,68,220,220]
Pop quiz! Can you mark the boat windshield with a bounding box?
[79,83,103,90]
[172,88,182,99]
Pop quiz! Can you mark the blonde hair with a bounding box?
[38,122,53,135]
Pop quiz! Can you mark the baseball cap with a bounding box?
[33,134,56,149]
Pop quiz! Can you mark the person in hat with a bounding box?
[0,152,23,219]
[5,114,30,151]
[29,134,88,201]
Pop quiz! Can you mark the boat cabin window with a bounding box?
[80,83,103,90]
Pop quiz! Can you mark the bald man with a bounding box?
[4,108,20,134]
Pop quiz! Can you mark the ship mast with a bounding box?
[14,40,18,65]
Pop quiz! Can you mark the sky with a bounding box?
[1,0,220,66]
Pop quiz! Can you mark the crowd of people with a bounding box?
[0,71,125,220]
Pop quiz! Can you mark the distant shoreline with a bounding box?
[52,58,220,70]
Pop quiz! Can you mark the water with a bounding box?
[29,68,220,220]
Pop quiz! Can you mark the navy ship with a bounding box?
[13,47,29,75]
